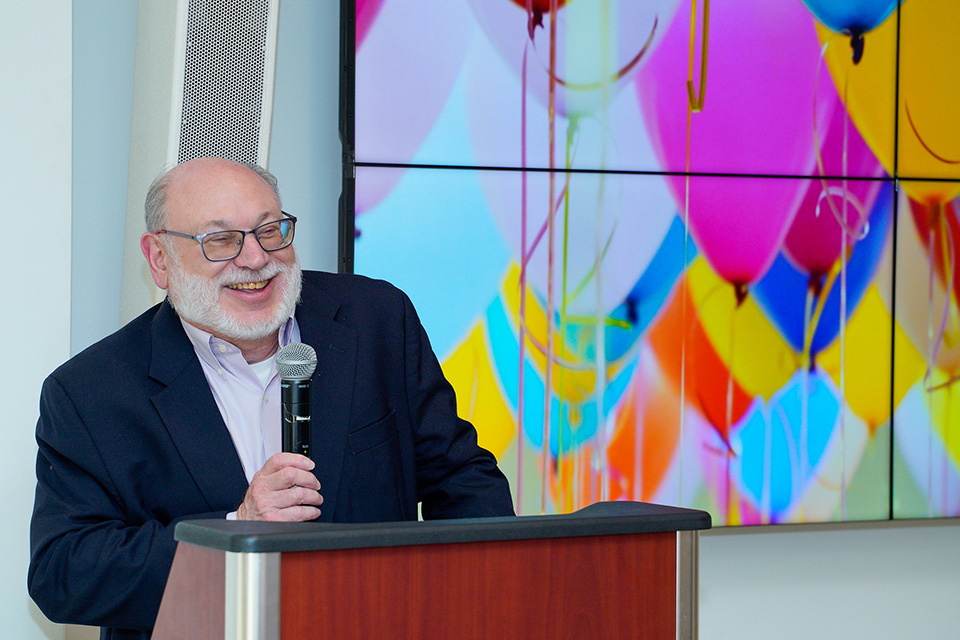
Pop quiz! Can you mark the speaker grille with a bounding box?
[178,0,271,164]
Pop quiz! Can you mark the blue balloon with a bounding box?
[752,182,893,356]
[802,0,898,62]
[734,369,839,519]
[802,0,898,35]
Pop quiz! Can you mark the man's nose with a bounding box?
[232,233,270,270]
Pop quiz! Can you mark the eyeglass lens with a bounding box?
[202,219,294,261]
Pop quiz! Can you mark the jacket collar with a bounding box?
[147,300,249,513]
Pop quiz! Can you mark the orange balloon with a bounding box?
[607,359,681,501]
[648,278,754,447]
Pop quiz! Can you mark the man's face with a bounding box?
[152,160,302,344]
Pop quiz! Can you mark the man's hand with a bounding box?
[237,453,323,521]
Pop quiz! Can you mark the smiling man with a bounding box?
[28,158,514,640]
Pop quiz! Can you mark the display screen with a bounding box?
[346,0,960,524]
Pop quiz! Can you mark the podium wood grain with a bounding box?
[280,531,675,640]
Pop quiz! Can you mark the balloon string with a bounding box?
[678,0,711,506]
[803,256,843,356]
[634,347,645,502]
[522,182,570,268]
[926,223,935,515]
[679,53,694,508]
[835,70,852,520]
[686,0,709,111]
[799,283,814,522]
[905,102,960,165]
[541,0,558,516]
[724,292,739,524]
[762,402,772,524]
[594,8,612,499]
[516,39,531,516]
[556,118,577,513]
[839,176,848,520]
[813,42,870,240]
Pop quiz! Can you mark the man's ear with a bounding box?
[141,233,170,290]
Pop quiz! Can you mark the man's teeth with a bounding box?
[227,280,269,290]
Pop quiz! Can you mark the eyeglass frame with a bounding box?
[157,212,297,262]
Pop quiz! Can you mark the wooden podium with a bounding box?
[153,502,710,640]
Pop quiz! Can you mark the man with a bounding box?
[28,158,514,639]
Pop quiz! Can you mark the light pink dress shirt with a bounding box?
[180,316,301,485]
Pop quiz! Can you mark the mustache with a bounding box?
[216,261,288,287]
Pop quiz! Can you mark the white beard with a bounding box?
[166,255,302,342]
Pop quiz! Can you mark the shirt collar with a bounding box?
[180,314,301,369]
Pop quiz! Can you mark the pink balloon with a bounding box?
[637,0,834,286]
[782,92,886,279]
[356,0,472,214]
[356,0,386,48]
[468,0,679,118]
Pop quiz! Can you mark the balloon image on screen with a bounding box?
[349,0,960,524]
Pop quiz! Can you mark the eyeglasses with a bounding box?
[158,213,297,262]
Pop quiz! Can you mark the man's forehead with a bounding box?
[165,160,278,226]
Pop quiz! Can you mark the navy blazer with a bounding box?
[28,271,513,639]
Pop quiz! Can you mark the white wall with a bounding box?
[1,3,72,639]
[267,0,341,274]
[7,1,959,640]
[700,522,960,640]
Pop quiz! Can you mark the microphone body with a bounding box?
[276,342,318,457]
[280,378,311,456]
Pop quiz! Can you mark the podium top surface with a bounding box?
[174,501,711,554]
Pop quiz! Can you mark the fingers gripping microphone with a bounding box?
[276,342,318,457]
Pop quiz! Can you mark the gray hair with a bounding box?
[143,160,282,232]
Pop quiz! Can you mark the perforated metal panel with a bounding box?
[178,0,274,164]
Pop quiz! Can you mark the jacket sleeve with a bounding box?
[399,290,516,519]
[27,375,228,632]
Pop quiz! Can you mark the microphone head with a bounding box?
[276,342,318,380]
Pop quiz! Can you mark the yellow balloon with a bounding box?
[820,1,960,204]
[818,286,925,432]
[441,321,516,458]
[686,258,799,401]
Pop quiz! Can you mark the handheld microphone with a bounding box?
[276,342,318,457]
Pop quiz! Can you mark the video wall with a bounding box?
[345,0,960,524]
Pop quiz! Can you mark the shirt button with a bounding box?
[263,395,269,403]
[218,367,224,375]
[218,344,227,353]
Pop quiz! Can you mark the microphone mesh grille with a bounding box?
[276,342,318,380]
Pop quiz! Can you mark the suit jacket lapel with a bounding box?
[296,277,357,522]
[147,301,249,512]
